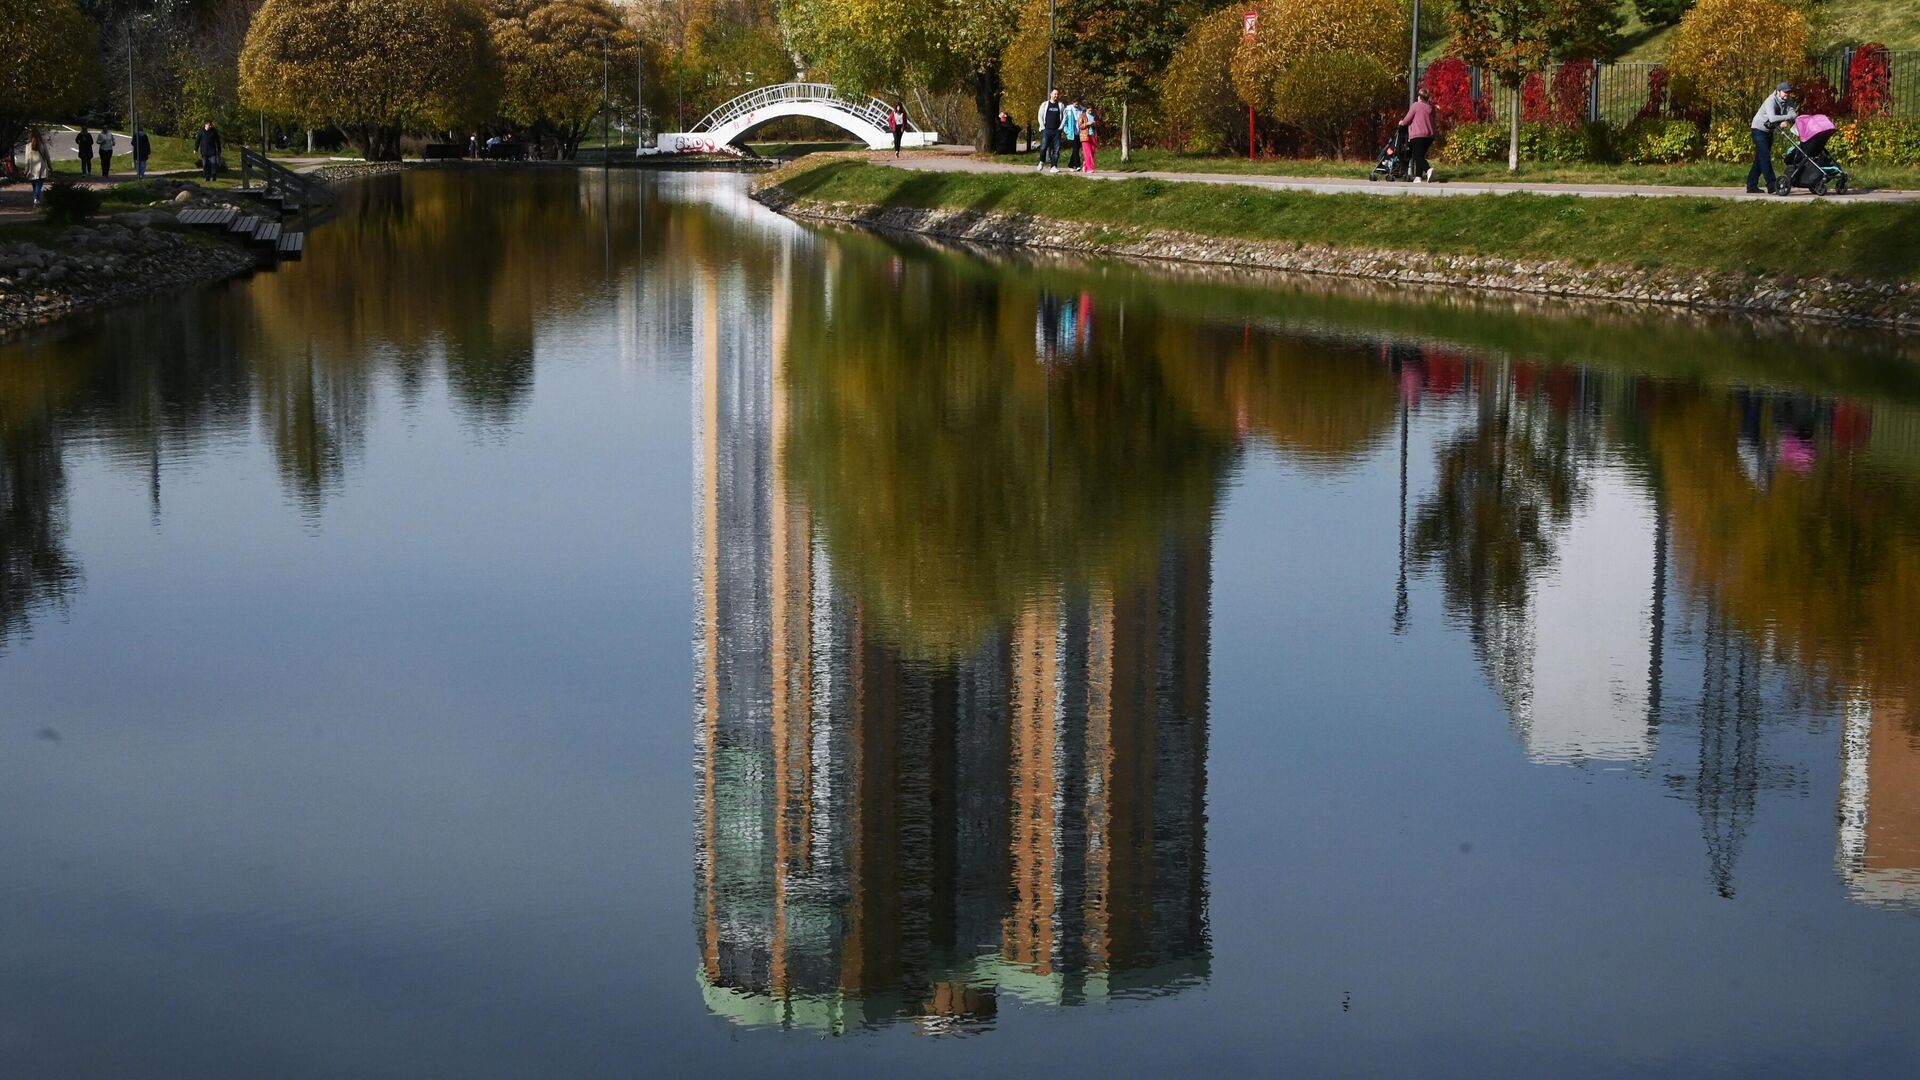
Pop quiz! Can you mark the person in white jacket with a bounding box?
[97,128,118,177]
[1036,90,1065,173]
[21,129,51,205]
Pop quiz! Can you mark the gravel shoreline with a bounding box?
[0,211,259,338]
[752,186,1920,330]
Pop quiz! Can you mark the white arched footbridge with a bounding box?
[644,82,938,155]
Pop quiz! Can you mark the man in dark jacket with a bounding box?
[133,129,153,178]
[76,126,94,175]
[196,122,223,181]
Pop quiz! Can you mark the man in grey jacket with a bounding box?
[1748,82,1797,194]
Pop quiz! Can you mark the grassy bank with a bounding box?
[987,148,1920,192]
[770,158,1920,280]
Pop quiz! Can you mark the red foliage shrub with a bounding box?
[1795,72,1844,117]
[1521,71,1550,122]
[1422,57,1483,125]
[1636,66,1669,120]
[1550,62,1593,128]
[1849,43,1892,117]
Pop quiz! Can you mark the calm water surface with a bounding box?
[2,170,1918,1077]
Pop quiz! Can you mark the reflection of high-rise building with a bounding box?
[1838,695,1920,908]
[692,264,1209,1035]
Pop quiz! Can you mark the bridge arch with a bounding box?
[647,82,939,154]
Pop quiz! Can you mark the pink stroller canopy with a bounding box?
[1795,114,1836,140]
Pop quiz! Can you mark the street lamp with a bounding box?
[1408,0,1423,106]
[1047,0,1056,94]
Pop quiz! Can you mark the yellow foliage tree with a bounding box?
[240,0,498,161]
[489,0,645,158]
[1230,0,1406,155]
[1156,8,1249,155]
[1669,0,1811,119]
[0,0,99,161]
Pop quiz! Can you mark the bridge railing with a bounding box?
[690,82,921,135]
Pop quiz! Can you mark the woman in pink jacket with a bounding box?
[1398,89,1437,183]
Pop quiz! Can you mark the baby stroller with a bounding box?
[1371,126,1411,182]
[1776,114,1850,196]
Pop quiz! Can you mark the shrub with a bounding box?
[1835,118,1920,166]
[1231,0,1406,153]
[1157,9,1250,154]
[1669,0,1809,119]
[1637,66,1670,120]
[41,176,100,225]
[1439,121,1504,163]
[1795,72,1843,118]
[1704,116,1752,163]
[1551,63,1594,129]
[1422,57,1482,127]
[1521,71,1550,123]
[1518,122,1588,163]
[1849,44,1891,118]
[1617,117,1703,164]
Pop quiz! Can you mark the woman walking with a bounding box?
[97,127,117,177]
[1078,102,1098,174]
[1398,89,1437,183]
[1062,98,1081,171]
[889,102,906,156]
[75,125,94,176]
[22,130,51,205]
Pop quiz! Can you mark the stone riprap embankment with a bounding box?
[0,209,259,335]
[752,186,1920,330]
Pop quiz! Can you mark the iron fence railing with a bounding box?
[690,82,923,135]
[1416,50,1920,126]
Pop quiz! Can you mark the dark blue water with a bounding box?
[1,169,1916,1077]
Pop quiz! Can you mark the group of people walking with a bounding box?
[1035,90,1100,174]
[12,125,158,206]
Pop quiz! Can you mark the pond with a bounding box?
[2,169,1918,1077]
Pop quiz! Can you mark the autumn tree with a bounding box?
[1157,8,1252,154]
[489,0,643,158]
[0,0,100,161]
[1055,0,1199,160]
[239,0,497,161]
[1449,0,1621,171]
[1668,0,1809,119]
[1230,0,1406,158]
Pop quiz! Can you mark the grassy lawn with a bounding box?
[770,158,1920,280]
[988,148,1920,191]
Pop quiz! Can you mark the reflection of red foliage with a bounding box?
[1513,362,1537,396]
[1637,66,1669,120]
[1424,350,1467,396]
[1832,401,1873,447]
[1422,58,1481,125]
[1849,43,1892,117]
[1795,72,1844,118]
[1544,367,1577,415]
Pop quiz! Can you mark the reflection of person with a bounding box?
[195,121,223,181]
[1398,89,1437,183]
[1037,90,1064,173]
[1747,83,1796,195]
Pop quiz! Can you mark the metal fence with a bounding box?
[1417,50,1920,126]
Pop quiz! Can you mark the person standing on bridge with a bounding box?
[889,102,906,156]
[196,121,223,181]
[1037,89,1065,174]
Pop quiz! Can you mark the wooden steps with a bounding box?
[250,221,282,247]
[178,207,237,228]
[278,232,305,259]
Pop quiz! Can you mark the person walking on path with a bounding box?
[1078,102,1098,173]
[21,130,51,205]
[889,102,906,156]
[1747,83,1796,194]
[1063,98,1082,171]
[132,128,152,178]
[1399,89,1437,183]
[195,121,222,181]
[75,125,94,176]
[1037,89,1065,173]
[97,128,116,177]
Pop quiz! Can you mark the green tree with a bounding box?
[1157,8,1251,154]
[239,0,497,161]
[1635,0,1693,27]
[489,0,643,158]
[1056,0,1202,160]
[1231,0,1406,157]
[1449,0,1620,171]
[0,0,100,161]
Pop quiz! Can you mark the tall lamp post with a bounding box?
[1408,0,1423,106]
[1047,0,1055,94]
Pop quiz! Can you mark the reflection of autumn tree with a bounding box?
[781,263,1233,658]
[1157,323,1396,467]
[1650,391,1920,706]
[1412,370,1584,646]
[0,363,82,648]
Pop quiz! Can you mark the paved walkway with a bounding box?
[877,148,1920,203]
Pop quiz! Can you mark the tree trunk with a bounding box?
[973,68,1001,153]
[1508,85,1520,173]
